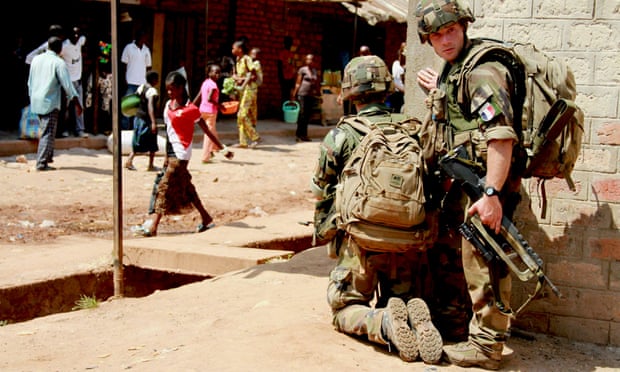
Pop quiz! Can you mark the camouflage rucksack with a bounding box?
[335,115,437,253]
[458,39,585,216]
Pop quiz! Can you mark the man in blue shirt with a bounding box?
[28,36,82,171]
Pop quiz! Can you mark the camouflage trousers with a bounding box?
[461,236,511,355]
[326,237,429,346]
[440,184,516,355]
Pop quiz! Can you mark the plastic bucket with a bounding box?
[282,100,300,124]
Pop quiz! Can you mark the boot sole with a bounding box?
[386,298,419,362]
[407,298,443,364]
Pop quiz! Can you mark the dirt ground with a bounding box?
[0,133,315,244]
[1,133,619,371]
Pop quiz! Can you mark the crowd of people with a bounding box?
[25,0,538,369]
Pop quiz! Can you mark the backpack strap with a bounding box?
[340,115,373,135]
[457,39,526,137]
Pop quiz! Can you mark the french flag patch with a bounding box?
[479,101,499,122]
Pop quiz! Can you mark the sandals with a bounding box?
[131,221,214,236]
[131,224,156,237]
[196,222,216,233]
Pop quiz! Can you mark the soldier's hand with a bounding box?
[468,196,503,234]
[417,67,438,92]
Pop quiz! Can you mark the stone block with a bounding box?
[576,85,618,119]
[550,316,609,344]
[533,0,593,19]
[551,200,612,228]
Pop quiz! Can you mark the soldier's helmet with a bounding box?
[416,0,475,43]
[341,55,392,102]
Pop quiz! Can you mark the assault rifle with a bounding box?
[438,145,562,316]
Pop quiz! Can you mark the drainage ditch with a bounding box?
[0,266,210,324]
[0,236,313,325]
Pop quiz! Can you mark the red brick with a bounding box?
[591,176,620,203]
[609,261,620,291]
[596,120,620,145]
[589,236,620,260]
[547,259,607,289]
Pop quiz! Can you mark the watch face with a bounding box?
[485,187,499,196]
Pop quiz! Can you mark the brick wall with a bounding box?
[154,0,396,119]
[408,0,620,345]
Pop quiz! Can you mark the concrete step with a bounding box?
[0,210,314,288]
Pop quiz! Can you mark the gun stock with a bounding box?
[439,146,562,315]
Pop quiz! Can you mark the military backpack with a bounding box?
[334,115,437,253]
[457,39,584,216]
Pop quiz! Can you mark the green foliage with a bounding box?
[72,294,99,311]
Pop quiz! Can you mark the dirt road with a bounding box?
[1,133,619,371]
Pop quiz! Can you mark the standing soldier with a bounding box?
[416,0,524,369]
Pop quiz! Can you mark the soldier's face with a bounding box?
[429,22,465,63]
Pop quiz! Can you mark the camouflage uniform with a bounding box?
[311,55,443,364]
[417,0,522,367]
[439,44,522,361]
[313,104,422,349]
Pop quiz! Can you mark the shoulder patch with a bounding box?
[478,100,501,122]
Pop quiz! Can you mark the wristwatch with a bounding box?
[484,186,501,197]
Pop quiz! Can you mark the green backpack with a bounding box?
[458,39,585,216]
[335,116,437,253]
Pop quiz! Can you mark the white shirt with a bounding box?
[121,41,152,86]
[62,36,86,82]
[392,60,405,93]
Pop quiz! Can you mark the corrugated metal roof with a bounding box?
[286,0,408,25]
[341,0,408,25]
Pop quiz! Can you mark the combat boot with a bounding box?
[381,297,418,362]
[443,341,501,370]
[407,298,443,364]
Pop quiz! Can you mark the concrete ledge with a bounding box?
[0,135,108,157]
[123,210,314,275]
[0,211,314,287]
[123,243,294,276]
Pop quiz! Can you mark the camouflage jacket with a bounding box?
[439,38,519,146]
[438,38,523,210]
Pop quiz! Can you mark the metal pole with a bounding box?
[352,3,358,58]
[111,0,124,297]
[205,0,209,56]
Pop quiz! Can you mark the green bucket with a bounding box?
[282,100,300,124]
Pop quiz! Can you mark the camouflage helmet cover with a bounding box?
[416,0,475,43]
[341,55,392,101]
